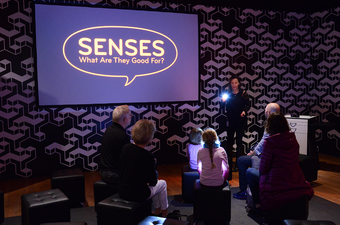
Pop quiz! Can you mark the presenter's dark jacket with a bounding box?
[99,122,130,172]
[223,88,250,126]
[119,143,158,202]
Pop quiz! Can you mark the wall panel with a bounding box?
[0,0,339,180]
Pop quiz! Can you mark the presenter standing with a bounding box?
[222,75,250,172]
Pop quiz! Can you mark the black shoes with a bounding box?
[232,164,239,172]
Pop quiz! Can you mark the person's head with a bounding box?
[227,75,241,92]
[189,128,203,145]
[112,105,132,129]
[202,128,219,169]
[265,103,280,118]
[131,119,156,146]
[265,111,290,135]
[202,128,218,144]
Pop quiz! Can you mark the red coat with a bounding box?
[259,132,314,211]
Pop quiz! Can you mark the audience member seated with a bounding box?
[186,128,203,170]
[259,112,314,214]
[197,128,229,187]
[234,103,280,200]
[119,119,169,217]
[99,105,132,184]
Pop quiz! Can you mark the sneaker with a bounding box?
[233,190,247,199]
[233,190,244,197]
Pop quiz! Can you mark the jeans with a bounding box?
[237,155,252,191]
[246,168,260,205]
[148,179,168,210]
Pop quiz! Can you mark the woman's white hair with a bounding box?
[132,119,156,145]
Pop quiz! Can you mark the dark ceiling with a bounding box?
[167,0,339,13]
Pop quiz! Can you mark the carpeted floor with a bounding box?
[3,188,340,225]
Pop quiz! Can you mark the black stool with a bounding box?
[181,165,199,202]
[21,189,70,225]
[193,180,231,225]
[51,168,85,207]
[264,195,309,225]
[283,220,336,225]
[97,193,151,225]
[298,127,320,182]
[93,179,118,211]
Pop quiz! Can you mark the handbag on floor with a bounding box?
[167,210,187,221]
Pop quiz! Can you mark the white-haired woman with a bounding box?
[119,119,168,217]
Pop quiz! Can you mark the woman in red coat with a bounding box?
[259,112,314,211]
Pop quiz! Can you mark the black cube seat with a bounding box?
[283,220,336,225]
[264,195,309,225]
[193,180,231,225]
[299,155,319,182]
[97,193,152,225]
[21,189,70,225]
[93,179,118,211]
[51,168,85,207]
[181,165,200,202]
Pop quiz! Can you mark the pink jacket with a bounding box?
[197,147,229,186]
[259,132,314,211]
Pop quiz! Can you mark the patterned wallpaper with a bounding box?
[0,0,339,180]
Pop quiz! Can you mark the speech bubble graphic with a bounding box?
[63,26,178,86]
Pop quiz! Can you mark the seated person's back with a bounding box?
[99,105,132,184]
[119,142,157,201]
[197,128,229,187]
[259,112,314,211]
[119,119,169,217]
[187,128,203,170]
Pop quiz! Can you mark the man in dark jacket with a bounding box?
[99,105,132,184]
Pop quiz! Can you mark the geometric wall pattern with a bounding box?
[0,0,339,179]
